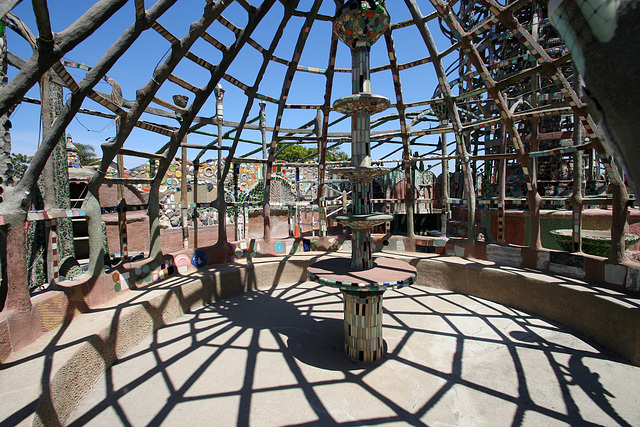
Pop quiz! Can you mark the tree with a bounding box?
[274,143,314,163]
[10,153,32,182]
[74,142,100,166]
[275,143,349,163]
[326,146,349,162]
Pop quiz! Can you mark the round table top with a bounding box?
[332,213,394,230]
[307,256,417,292]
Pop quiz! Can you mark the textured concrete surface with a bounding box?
[68,281,640,426]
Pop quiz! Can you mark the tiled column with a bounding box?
[343,290,384,362]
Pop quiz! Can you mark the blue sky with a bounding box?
[6,1,457,169]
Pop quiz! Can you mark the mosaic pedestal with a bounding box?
[307,256,417,362]
[343,291,384,361]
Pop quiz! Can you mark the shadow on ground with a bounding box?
[67,282,640,426]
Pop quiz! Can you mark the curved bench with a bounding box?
[1,252,639,426]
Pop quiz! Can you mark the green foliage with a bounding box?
[10,153,31,181]
[274,143,349,163]
[274,143,313,163]
[326,147,349,162]
[74,142,100,166]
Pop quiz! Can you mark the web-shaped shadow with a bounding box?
[67,282,640,426]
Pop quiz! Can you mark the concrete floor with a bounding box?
[68,281,640,426]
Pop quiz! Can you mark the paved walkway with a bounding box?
[68,281,640,426]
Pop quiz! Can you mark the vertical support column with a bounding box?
[41,72,56,285]
[288,206,294,237]
[296,204,302,237]
[4,213,31,312]
[181,145,189,249]
[610,175,630,264]
[350,178,372,271]
[351,41,372,169]
[117,153,128,261]
[526,155,543,251]
[527,8,542,252]
[348,43,375,263]
[462,134,476,243]
[315,110,328,238]
[260,101,267,164]
[343,290,384,362]
[352,41,371,95]
[148,159,163,260]
[316,200,324,238]
[214,84,228,246]
[263,164,272,242]
[352,114,371,169]
[84,181,106,275]
[113,86,127,261]
[50,222,59,281]
[571,67,584,252]
[386,177,392,234]
[441,134,450,237]
[120,206,128,260]
[295,167,304,236]
[497,128,506,243]
[385,201,391,234]
[259,101,272,242]
[0,19,10,308]
[234,162,241,241]
[352,181,371,216]
[572,201,583,252]
[318,190,327,237]
[404,147,415,238]
[351,227,373,270]
[243,203,249,241]
[342,191,348,235]
[571,124,584,253]
[35,71,74,286]
[193,160,199,248]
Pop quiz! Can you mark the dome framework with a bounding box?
[0,0,635,310]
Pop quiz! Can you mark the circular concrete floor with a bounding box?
[68,282,640,426]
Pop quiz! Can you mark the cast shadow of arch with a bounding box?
[211,287,387,372]
[509,329,632,427]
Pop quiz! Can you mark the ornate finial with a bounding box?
[333,0,390,49]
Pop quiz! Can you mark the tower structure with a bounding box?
[308,0,417,362]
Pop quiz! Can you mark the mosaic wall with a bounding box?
[109,234,432,292]
[111,258,175,291]
[103,157,439,224]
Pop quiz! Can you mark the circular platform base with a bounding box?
[307,256,417,292]
[332,94,391,115]
[332,213,394,230]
